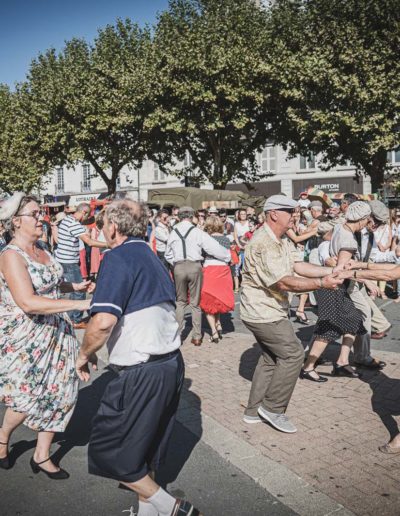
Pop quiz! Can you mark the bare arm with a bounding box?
[286,227,317,244]
[76,312,117,382]
[79,233,107,249]
[294,261,333,278]
[0,250,90,315]
[340,267,400,282]
[275,273,342,293]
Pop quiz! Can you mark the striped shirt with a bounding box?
[55,215,86,264]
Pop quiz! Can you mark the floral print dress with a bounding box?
[0,244,79,432]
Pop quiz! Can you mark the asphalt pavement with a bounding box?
[0,363,295,516]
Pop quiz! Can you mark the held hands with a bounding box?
[73,280,96,293]
[76,352,98,382]
[321,273,344,290]
[364,280,381,298]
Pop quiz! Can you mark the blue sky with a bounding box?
[0,0,169,87]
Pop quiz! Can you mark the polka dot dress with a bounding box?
[313,282,366,342]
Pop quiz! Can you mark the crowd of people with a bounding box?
[1,189,400,515]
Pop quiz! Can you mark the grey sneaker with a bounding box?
[243,414,262,424]
[257,406,297,433]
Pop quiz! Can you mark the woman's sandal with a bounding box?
[0,439,10,470]
[300,368,328,383]
[295,311,309,325]
[216,324,223,339]
[209,332,219,344]
[378,443,400,455]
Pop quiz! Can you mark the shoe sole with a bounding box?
[243,416,263,424]
[257,408,297,433]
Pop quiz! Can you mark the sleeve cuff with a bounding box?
[89,302,122,319]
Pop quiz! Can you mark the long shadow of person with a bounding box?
[51,367,116,464]
[239,342,261,382]
[359,368,400,441]
[156,378,202,490]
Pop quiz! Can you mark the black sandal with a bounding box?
[209,332,219,344]
[295,311,309,325]
[216,324,223,339]
[0,439,10,470]
[300,368,328,383]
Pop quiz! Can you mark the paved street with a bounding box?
[0,364,295,516]
[1,293,400,516]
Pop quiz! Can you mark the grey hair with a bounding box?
[76,203,90,213]
[104,199,148,237]
[179,210,194,221]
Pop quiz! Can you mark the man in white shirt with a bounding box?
[154,209,170,268]
[165,206,231,346]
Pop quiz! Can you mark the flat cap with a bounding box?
[369,200,389,223]
[317,221,334,235]
[178,206,194,215]
[309,200,323,209]
[345,201,371,222]
[264,195,298,212]
[208,206,218,214]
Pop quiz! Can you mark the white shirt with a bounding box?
[154,222,170,253]
[165,220,231,265]
[318,241,330,266]
[107,302,180,366]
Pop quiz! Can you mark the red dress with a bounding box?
[199,235,234,314]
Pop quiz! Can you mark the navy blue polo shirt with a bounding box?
[90,237,176,319]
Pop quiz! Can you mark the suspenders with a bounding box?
[173,225,195,259]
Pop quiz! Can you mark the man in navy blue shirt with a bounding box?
[76,199,200,516]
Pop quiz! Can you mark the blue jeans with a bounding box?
[61,263,86,323]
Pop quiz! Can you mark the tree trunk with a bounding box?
[366,150,388,193]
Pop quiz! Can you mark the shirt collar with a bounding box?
[123,236,146,244]
[263,222,281,244]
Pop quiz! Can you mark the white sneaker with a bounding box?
[257,406,297,433]
[243,414,262,424]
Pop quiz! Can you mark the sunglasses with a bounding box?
[276,208,296,214]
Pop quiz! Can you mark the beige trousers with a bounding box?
[174,261,203,340]
[243,318,304,415]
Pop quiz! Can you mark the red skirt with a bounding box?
[200,265,234,314]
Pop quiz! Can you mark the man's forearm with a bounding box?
[276,275,321,293]
[294,261,333,278]
[351,268,400,282]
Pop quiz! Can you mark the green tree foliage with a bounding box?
[0,84,49,194]
[151,0,277,189]
[270,0,400,191]
[21,19,161,195]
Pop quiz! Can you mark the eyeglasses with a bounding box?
[276,208,296,214]
[18,210,44,220]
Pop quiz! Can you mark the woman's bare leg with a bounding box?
[0,408,27,458]
[303,339,329,379]
[34,431,60,473]
[206,313,217,337]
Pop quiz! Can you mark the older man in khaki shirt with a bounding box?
[241,195,342,434]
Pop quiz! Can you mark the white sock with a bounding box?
[148,487,176,516]
[138,500,159,516]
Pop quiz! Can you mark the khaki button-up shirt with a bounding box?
[240,223,300,324]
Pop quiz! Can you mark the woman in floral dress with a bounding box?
[0,193,93,479]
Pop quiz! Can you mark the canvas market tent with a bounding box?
[147,187,250,210]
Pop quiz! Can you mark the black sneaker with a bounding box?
[171,499,201,516]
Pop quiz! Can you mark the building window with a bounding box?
[56,167,64,193]
[153,162,165,182]
[260,146,277,173]
[82,164,91,192]
[299,153,316,170]
[387,149,400,164]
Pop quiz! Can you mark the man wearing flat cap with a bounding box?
[165,206,230,346]
[240,195,343,433]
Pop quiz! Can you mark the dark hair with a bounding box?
[158,209,169,218]
[343,193,358,205]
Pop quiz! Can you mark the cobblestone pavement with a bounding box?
[179,298,400,516]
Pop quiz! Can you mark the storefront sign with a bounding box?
[293,176,363,197]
